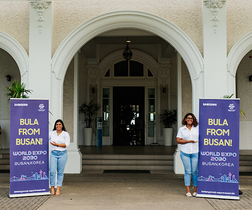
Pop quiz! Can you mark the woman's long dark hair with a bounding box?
[182,113,198,127]
[53,119,67,131]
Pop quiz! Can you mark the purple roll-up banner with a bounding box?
[9,99,50,197]
[197,99,240,200]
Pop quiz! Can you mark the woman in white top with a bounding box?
[176,113,199,197]
[49,119,70,196]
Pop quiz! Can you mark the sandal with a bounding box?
[56,190,60,196]
[56,187,61,196]
[186,192,192,197]
[51,187,55,195]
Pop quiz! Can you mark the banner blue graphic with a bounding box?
[9,99,50,197]
[197,99,240,200]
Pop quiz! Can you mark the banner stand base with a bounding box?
[196,193,240,200]
[9,191,51,198]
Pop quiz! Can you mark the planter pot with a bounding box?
[83,128,93,146]
[163,128,173,146]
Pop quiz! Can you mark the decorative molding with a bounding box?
[52,10,203,89]
[227,32,252,77]
[88,67,99,85]
[158,67,170,86]
[31,0,51,33]
[204,0,226,30]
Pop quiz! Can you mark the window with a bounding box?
[130,61,143,76]
[114,61,144,77]
[148,88,155,137]
[148,69,153,77]
[102,88,110,136]
[105,69,110,77]
[114,61,128,76]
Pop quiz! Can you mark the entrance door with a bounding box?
[113,87,145,146]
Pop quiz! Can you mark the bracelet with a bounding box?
[57,144,59,147]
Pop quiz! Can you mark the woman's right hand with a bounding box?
[177,137,198,144]
[190,140,198,143]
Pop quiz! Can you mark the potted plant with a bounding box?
[79,100,101,146]
[6,80,32,100]
[160,109,177,146]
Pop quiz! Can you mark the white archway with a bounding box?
[228,32,252,150]
[227,32,252,96]
[52,11,203,80]
[0,31,29,84]
[51,11,204,173]
[51,10,204,119]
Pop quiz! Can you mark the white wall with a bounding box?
[0,1,29,53]
[227,1,252,53]
[52,0,203,55]
[240,121,252,150]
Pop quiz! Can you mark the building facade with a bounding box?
[0,0,252,173]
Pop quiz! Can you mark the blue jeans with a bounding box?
[180,151,198,187]
[49,150,68,187]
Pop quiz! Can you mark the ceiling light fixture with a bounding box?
[123,37,133,61]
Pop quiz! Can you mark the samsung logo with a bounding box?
[203,103,217,106]
[14,104,28,106]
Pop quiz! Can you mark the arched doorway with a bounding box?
[52,11,203,173]
[0,31,28,149]
[51,11,203,124]
[228,32,252,150]
[236,50,252,150]
[227,32,252,96]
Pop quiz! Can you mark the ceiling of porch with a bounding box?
[81,29,176,64]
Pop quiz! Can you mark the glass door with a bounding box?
[113,87,145,146]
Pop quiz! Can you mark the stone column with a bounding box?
[174,53,184,174]
[64,53,82,173]
[202,0,228,98]
[29,0,52,98]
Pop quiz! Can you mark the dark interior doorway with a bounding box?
[113,87,145,146]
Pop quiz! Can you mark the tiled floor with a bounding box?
[0,188,50,210]
[206,177,252,210]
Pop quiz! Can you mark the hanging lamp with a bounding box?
[123,38,133,60]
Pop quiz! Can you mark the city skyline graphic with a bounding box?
[10,169,48,182]
[198,172,238,183]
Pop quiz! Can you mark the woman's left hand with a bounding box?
[50,141,58,147]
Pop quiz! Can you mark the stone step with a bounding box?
[0,159,10,164]
[82,165,174,170]
[83,159,173,165]
[0,150,251,172]
[240,156,252,161]
[0,153,10,170]
[0,165,10,170]
[82,154,174,171]
[239,154,252,172]
[1,154,10,159]
[239,166,252,172]
[239,160,252,166]
[82,154,173,160]
[0,149,9,154]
